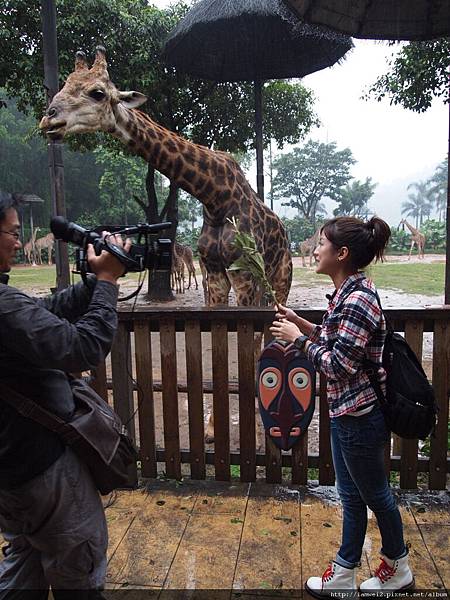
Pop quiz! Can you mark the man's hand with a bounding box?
[87,233,132,285]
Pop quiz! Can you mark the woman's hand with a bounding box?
[275,304,298,323]
[269,318,302,344]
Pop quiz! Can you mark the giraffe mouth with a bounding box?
[43,122,67,140]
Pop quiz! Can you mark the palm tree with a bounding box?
[402,180,433,227]
[427,158,448,222]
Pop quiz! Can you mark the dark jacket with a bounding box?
[0,278,119,489]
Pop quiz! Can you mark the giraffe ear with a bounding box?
[117,91,147,109]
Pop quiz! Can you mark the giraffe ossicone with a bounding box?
[39,47,292,308]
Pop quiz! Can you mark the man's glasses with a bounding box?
[0,230,20,240]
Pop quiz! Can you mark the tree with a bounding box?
[402,180,433,227]
[427,158,448,222]
[272,141,355,227]
[367,39,450,112]
[1,0,318,298]
[333,177,377,218]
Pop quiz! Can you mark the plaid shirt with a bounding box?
[306,272,387,418]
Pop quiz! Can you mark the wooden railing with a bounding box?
[90,306,450,490]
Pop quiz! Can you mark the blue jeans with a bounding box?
[331,407,406,568]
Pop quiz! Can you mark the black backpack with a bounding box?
[360,290,437,440]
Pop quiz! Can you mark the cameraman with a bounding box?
[0,191,130,598]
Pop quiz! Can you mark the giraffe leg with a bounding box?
[408,241,414,260]
[207,271,232,305]
[192,268,199,290]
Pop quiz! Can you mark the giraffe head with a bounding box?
[39,47,147,140]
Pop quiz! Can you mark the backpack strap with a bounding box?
[340,280,389,404]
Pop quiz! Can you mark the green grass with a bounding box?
[8,265,142,292]
[9,265,60,290]
[294,262,445,296]
[8,260,446,297]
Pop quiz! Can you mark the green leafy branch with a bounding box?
[227,216,279,308]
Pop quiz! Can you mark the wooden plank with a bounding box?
[185,320,206,480]
[163,513,243,589]
[265,433,282,484]
[262,323,283,483]
[90,360,108,402]
[193,481,249,516]
[105,490,149,566]
[318,374,334,485]
[292,432,308,485]
[111,322,135,442]
[416,524,450,590]
[430,321,450,489]
[400,320,424,489]
[106,493,192,587]
[211,320,230,481]
[237,320,256,482]
[233,495,302,593]
[134,321,157,478]
[159,318,181,480]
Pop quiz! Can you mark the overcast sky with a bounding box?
[152,1,447,225]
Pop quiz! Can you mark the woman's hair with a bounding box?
[321,216,391,270]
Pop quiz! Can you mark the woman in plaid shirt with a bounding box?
[271,216,414,596]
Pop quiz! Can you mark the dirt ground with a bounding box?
[118,253,446,309]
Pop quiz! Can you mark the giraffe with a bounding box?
[399,219,425,259]
[39,47,293,442]
[298,228,320,267]
[35,232,55,266]
[171,244,185,294]
[175,241,198,290]
[23,227,40,266]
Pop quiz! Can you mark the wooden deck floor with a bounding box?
[102,480,449,598]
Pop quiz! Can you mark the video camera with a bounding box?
[50,216,172,275]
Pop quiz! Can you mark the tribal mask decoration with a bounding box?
[257,340,316,450]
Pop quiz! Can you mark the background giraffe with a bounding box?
[298,228,320,267]
[175,241,198,290]
[171,244,185,294]
[39,47,292,307]
[23,227,40,266]
[35,232,55,266]
[39,47,293,442]
[399,219,426,259]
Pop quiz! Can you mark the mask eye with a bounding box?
[89,89,106,101]
[291,371,309,389]
[261,371,278,388]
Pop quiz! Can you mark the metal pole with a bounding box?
[41,0,70,290]
[254,80,265,202]
[445,91,450,304]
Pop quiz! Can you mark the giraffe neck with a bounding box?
[405,221,417,234]
[111,106,234,209]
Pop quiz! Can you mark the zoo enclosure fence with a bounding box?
[89,307,450,491]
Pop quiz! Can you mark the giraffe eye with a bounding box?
[261,371,279,388]
[292,372,309,389]
[89,89,106,101]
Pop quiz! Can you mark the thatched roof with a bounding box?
[282,0,450,41]
[164,0,352,82]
